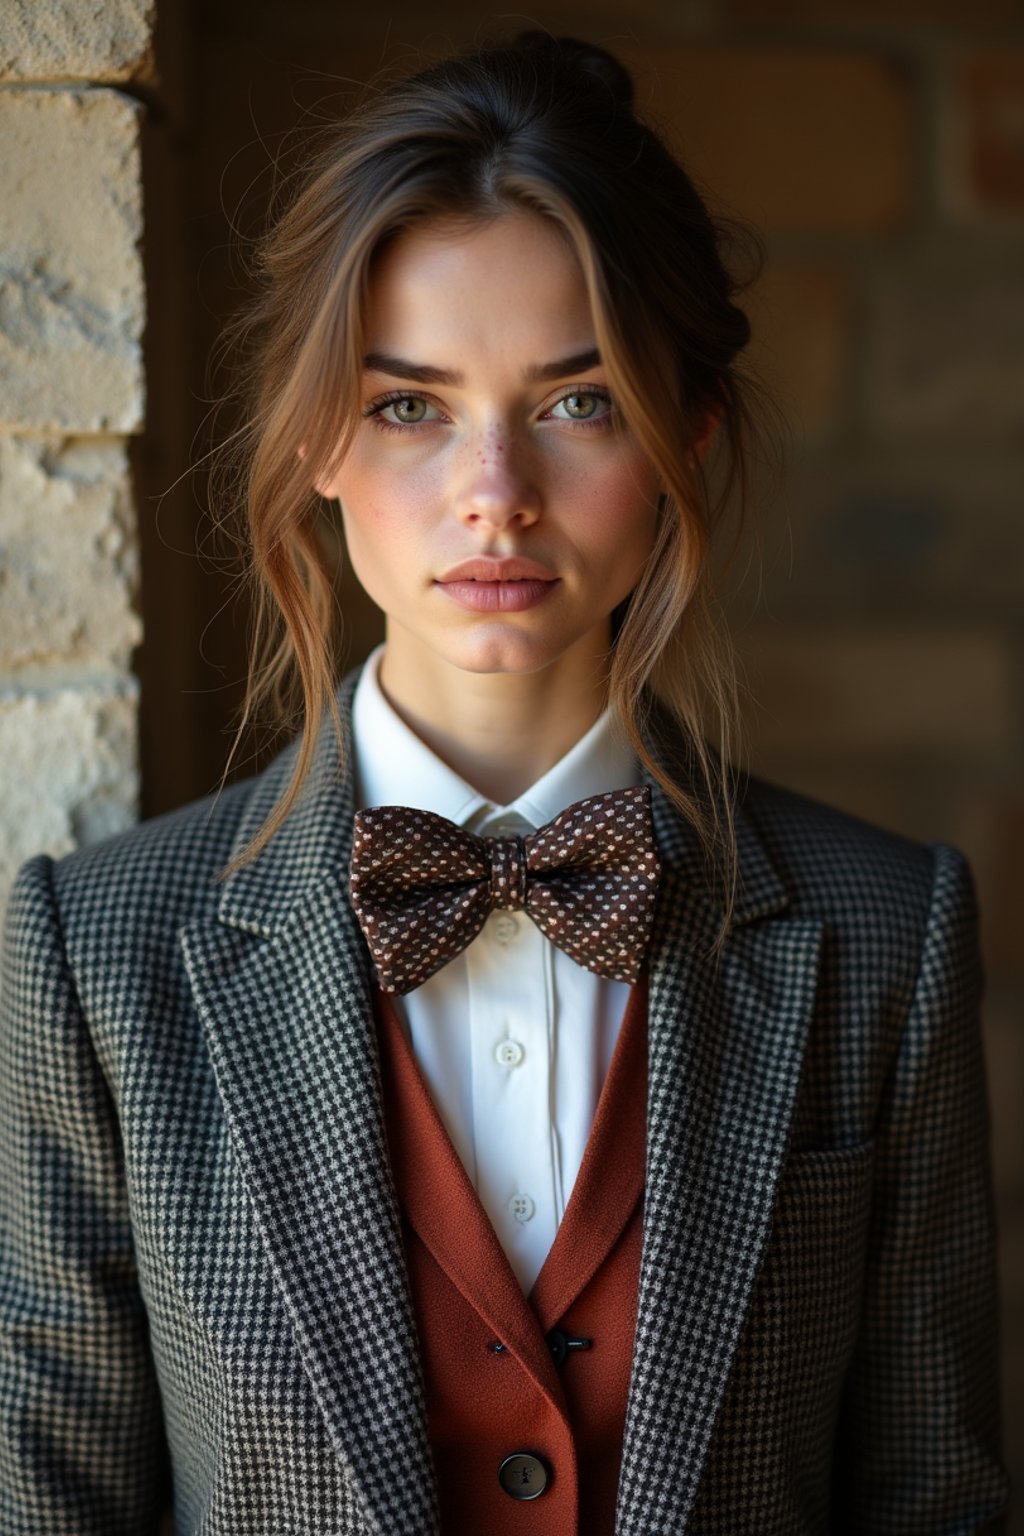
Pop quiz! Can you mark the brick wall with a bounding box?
[0,1,152,925]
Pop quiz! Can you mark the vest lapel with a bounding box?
[375,971,648,1388]
[615,755,824,1535]
[528,974,648,1334]
[179,677,440,1536]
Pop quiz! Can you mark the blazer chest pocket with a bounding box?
[744,1138,879,1391]
[779,1133,878,1185]
[770,1136,878,1270]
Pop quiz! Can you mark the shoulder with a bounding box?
[736,771,976,952]
[8,666,347,973]
[18,758,277,951]
[0,765,277,1048]
[722,776,983,1061]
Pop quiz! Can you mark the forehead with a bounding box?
[363,210,597,365]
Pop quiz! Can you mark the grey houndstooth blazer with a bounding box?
[0,663,1011,1534]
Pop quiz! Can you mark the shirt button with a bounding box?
[490,820,521,838]
[508,1192,535,1223]
[495,1038,525,1068]
[498,1451,550,1500]
[492,913,520,944]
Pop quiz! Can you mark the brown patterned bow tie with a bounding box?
[348,786,661,994]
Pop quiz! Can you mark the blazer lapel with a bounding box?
[179,674,440,1536]
[615,741,824,1534]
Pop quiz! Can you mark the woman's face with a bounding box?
[317,209,662,680]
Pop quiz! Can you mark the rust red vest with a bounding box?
[375,975,648,1536]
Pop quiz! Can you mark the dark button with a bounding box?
[546,1327,592,1367]
[498,1451,550,1500]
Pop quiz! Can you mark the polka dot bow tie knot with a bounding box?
[348,786,661,995]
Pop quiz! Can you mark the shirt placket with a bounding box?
[466,819,561,1295]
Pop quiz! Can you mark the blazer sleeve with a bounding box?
[0,854,172,1535]
[831,843,1011,1533]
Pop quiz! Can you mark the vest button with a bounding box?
[497,1451,550,1500]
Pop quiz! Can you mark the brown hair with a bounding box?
[212,31,782,922]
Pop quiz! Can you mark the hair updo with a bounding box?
[214,29,781,926]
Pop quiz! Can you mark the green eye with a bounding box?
[364,392,444,432]
[549,390,611,423]
[390,397,428,423]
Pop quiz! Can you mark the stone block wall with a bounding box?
[0,2,152,924]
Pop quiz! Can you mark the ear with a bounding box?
[314,469,342,500]
[298,441,340,500]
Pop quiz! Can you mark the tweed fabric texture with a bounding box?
[348,786,660,993]
[0,666,1011,1535]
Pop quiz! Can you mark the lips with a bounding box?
[437,557,556,583]
[434,557,559,613]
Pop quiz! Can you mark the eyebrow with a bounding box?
[362,348,602,386]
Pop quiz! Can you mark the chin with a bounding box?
[438,626,574,677]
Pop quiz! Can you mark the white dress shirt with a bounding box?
[350,644,642,1295]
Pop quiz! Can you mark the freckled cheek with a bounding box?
[557,457,660,549]
[342,458,448,541]
[337,458,452,606]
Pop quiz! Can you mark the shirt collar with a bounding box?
[351,643,639,833]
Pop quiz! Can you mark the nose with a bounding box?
[454,441,540,532]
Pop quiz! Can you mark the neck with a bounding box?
[376,627,612,804]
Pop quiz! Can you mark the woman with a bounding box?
[0,31,1010,1536]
